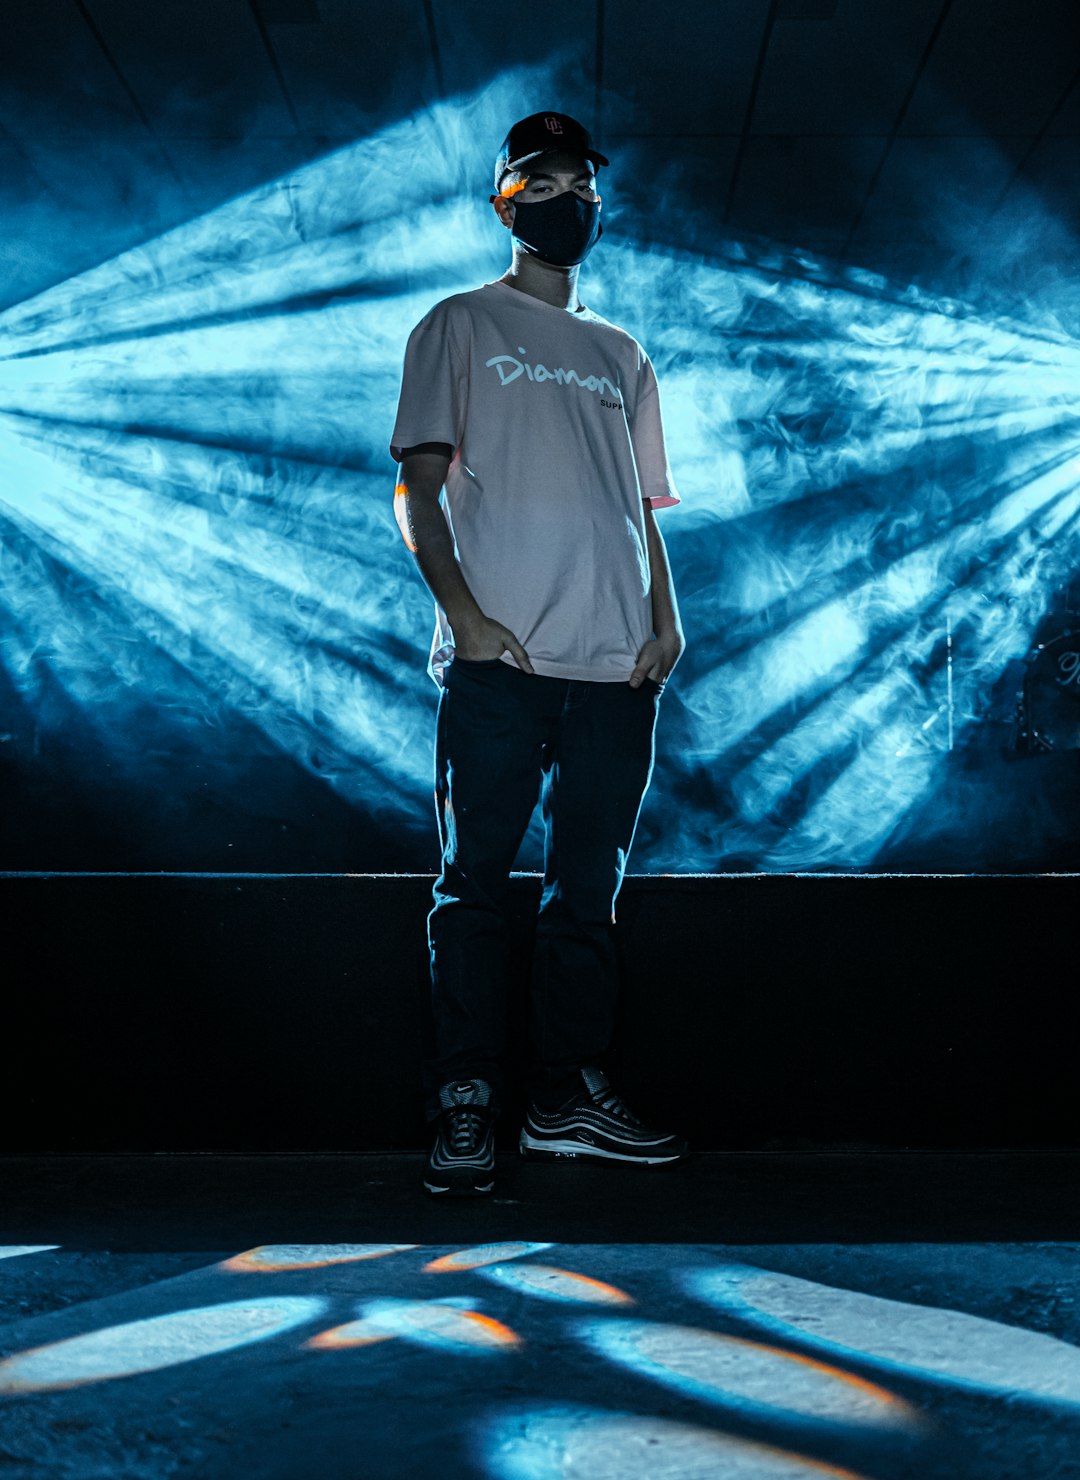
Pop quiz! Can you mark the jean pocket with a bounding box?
[452,655,505,666]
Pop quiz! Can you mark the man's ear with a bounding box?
[492,195,515,229]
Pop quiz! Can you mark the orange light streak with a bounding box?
[500,178,528,198]
[423,1242,551,1272]
[304,1307,520,1352]
[484,1263,634,1305]
[302,1323,394,1350]
[393,481,416,552]
[551,1269,633,1304]
[220,1245,417,1273]
[719,1332,915,1415]
[460,1310,522,1346]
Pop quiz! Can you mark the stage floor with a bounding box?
[2,1154,1079,1478]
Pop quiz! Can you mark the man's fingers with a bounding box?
[630,642,656,686]
[511,641,534,674]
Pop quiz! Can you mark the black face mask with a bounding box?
[510,190,603,267]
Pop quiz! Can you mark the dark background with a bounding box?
[1,0,1079,873]
[1,2,1078,1153]
[1,0,1077,316]
[8,872,1078,1152]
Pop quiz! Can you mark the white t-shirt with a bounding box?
[390,279,680,688]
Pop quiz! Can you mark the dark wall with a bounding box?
[8,873,1076,1153]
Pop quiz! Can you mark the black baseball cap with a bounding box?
[491,111,609,198]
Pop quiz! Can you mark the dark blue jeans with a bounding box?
[424,655,664,1122]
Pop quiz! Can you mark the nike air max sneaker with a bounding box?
[519,1066,689,1167]
[423,1078,497,1196]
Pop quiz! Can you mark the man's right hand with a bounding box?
[456,616,534,674]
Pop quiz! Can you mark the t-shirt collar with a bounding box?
[486,280,589,316]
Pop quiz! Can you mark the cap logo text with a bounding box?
[544,117,564,135]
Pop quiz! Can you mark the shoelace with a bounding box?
[590,1087,643,1125]
[447,1107,487,1154]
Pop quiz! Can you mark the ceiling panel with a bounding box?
[1013,135,1080,228]
[901,0,1080,137]
[156,136,315,204]
[265,0,435,137]
[848,134,1029,244]
[0,0,1076,315]
[1045,74,1080,136]
[603,0,772,135]
[751,0,944,135]
[85,0,296,137]
[601,133,742,231]
[429,0,597,119]
[0,0,144,139]
[727,133,886,238]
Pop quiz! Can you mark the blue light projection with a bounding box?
[5,1242,1080,1475]
[480,1404,874,1480]
[685,1263,1080,1406]
[0,1296,327,1393]
[572,1318,917,1431]
[2,67,1079,871]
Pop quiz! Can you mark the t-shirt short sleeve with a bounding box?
[632,354,681,510]
[389,303,468,463]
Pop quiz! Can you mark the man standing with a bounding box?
[390,112,688,1196]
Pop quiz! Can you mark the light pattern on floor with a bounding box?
[0,1296,327,1394]
[220,1243,419,1273]
[424,1243,555,1272]
[1,1242,1078,1478]
[689,1263,1080,1404]
[575,1320,917,1428]
[481,1407,871,1480]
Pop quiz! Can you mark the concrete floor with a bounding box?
[1,1154,1079,1478]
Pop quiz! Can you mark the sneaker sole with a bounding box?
[519,1132,687,1167]
[422,1177,495,1197]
